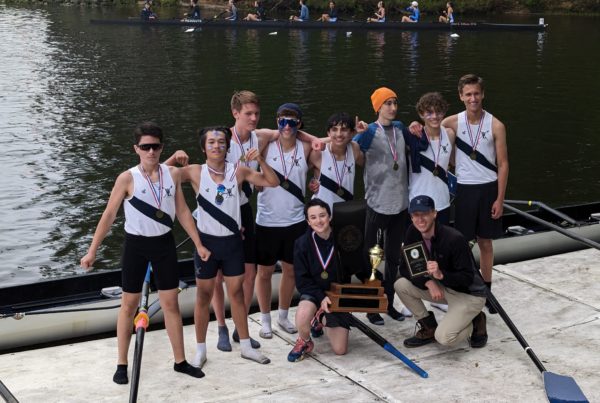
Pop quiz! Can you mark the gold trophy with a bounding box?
[368,243,384,283]
[325,229,387,313]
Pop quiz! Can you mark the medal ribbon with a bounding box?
[140,165,163,210]
[465,111,485,154]
[276,140,298,181]
[424,128,442,169]
[233,126,252,167]
[311,231,334,274]
[376,122,398,164]
[329,144,348,189]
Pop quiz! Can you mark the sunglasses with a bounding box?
[278,117,300,128]
[137,143,163,151]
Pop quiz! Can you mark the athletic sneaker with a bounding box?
[287,337,314,362]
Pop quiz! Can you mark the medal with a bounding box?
[465,111,485,160]
[232,126,252,167]
[276,140,298,192]
[424,128,443,179]
[312,231,334,282]
[215,193,224,205]
[140,164,164,218]
[376,122,399,173]
[330,144,349,198]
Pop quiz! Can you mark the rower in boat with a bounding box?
[289,0,309,22]
[367,1,386,23]
[317,1,338,22]
[80,122,206,384]
[244,0,266,21]
[401,1,420,23]
[183,0,201,20]
[178,126,279,367]
[439,1,454,23]
[225,0,238,21]
[140,0,157,21]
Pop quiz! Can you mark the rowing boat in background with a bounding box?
[89,18,548,32]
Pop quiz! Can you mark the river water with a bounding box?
[0,4,599,286]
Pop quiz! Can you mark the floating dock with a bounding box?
[1,249,598,402]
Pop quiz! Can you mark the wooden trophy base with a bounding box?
[326,281,388,313]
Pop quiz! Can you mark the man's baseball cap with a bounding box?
[408,195,435,214]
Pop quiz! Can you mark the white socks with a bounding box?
[192,343,207,368]
[240,338,271,364]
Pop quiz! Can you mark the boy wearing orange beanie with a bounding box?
[353,87,429,325]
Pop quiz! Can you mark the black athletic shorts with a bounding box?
[121,232,179,293]
[256,220,307,266]
[301,294,353,330]
[194,232,245,279]
[241,202,256,264]
[454,181,503,240]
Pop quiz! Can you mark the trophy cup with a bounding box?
[368,242,384,284]
[326,227,388,313]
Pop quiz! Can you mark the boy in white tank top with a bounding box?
[309,112,364,214]
[80,122,207,384]
[178,126,280,367]
[441,74,509,314]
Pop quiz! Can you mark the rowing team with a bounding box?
[81,73,507,383]
[141,0,454,25]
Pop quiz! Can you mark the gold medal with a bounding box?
[321,271,329,280]
[282,180,289,189]
[432,168,439,177]
[393,162,399,171]
[239,154,246,163]
[336,188,344,197]
[156,210,164,219]
[470,152,477,160]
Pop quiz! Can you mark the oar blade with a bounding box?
[543,371,589,403]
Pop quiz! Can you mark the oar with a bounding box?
[484,289,588,402]
[186,11,227,32]
[0,380,18,403]
[147,280,189,318]
[347,314,428,378]
[503,203,600,251]
[505,199,578,225]
[129,264,152,403]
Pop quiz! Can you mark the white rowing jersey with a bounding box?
[256,139,307,227]
[226,129,259,206]
[196,163,241,237]
[456,110,497,184]
[409,127,452,211]
[124,164,176,236]
[314,143,355,213]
